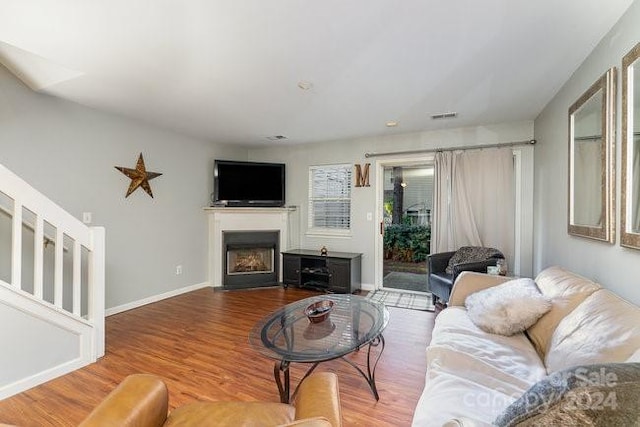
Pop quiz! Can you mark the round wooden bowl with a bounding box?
[304,300,334,323]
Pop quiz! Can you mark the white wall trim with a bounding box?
[106,282,212,316]
[513,150,522,275]
[0,284,94,400]
[0,356,87,400]
[361,282,376,292]
[0,280,92,330]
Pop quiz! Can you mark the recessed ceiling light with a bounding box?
[386,120,398,127]
[431,112,458,120]
[266,135,287,141]
[297,81,313,90]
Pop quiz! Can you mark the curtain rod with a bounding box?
[364,139,537,158]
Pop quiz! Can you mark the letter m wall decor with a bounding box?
[355,163,370,187]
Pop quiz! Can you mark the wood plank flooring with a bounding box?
[0,287,435,426]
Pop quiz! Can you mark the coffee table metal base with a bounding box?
[274,334,385,403]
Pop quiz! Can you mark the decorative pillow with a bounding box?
[445,246,503,274]
[465,278,551,336]
[494,363,640,427]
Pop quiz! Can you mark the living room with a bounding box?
[1,1,640,425]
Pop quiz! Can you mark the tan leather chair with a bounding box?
[79,372,342,427]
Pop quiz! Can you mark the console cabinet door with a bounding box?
[327,259,350,293]
[282,254,300,285]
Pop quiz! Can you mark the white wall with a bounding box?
[0,55,539,304]
[0,65,247,310]
[534,0,640,305]
[249,121,535,287]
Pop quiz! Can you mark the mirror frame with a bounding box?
[621,43,640,249]
[567,67,616,243]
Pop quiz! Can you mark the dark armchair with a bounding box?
[428,246,505,305]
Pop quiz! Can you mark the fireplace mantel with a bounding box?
[204,207,298,287]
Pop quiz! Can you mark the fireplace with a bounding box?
[205,207,296,287]
[223,230,279,289]
[227,248,274,275]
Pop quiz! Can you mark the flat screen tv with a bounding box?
[213,160,286,207]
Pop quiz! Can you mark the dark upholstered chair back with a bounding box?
[428,246,504,305]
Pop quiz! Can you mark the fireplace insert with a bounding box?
[222,230,279,289]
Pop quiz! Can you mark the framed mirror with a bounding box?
[621,43,640,249]
[568,68,616,242]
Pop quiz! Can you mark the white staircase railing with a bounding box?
[0,163,105,399]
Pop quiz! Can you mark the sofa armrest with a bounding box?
[428,251,456,273]
[448,272,513,307]
[452,259,500,279]
[294,372,342,427]
[79,374,168,427]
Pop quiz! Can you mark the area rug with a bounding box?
[367,289,435,312]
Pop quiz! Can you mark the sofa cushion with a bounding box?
[526,266,601,360]
[494,363,640,427]
[412,307,547,426]
[545,289,640,373]
[165,402,295,426]
[430,307,547,384]
[412,365,518,427]
[465,278,551,336]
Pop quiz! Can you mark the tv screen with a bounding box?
[213,160,285,207]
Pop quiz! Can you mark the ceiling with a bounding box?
[0,1,633,146]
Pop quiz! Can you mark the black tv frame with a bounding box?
[213,160,286,207]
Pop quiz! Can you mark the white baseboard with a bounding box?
[106,282,212,316]
[360,282,376,292]
[106,281,374,316]
[0,357,89,400]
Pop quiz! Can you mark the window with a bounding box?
[308,164,352,232]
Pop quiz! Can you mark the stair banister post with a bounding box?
[72,239,82,316]
[11,201,22,289]
[54,228,64,308]
[33,215,44,298]
[88,226,106,359]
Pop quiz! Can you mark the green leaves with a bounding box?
[383,224,430,262]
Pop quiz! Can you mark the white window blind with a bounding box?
[309,164,352,230]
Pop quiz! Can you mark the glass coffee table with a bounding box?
[249,294,389,403]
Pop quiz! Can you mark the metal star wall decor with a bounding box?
[115,153,162,198]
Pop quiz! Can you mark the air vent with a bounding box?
[266,135,288,141]
[431,112,458,120]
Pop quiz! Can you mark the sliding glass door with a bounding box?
[380,164,434,292]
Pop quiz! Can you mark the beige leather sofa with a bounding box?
[80,372,342,427]
[412,266,640,426]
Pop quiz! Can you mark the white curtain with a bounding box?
[431,148,515,268]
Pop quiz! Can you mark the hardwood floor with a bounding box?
[0,287,435,426]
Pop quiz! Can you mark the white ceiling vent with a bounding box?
[266,135,288,141]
